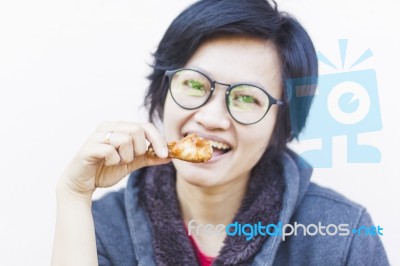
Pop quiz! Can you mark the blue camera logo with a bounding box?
[292,39,382,168]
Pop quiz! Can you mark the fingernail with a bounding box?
[160,146,168,158]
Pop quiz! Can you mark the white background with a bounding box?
[0,0,399,265]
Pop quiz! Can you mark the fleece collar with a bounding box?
[136,150,285,266]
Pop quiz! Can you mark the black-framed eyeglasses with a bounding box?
[165,68,284,125]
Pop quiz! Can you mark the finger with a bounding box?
[96,122,168,158]
[90,132,134,163]
[129,128,148,157]
[82,143,121,166]
[141,123,168,158]
[127,154,171,172]
[116,135,135,163]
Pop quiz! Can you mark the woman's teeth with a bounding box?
[210,140,230,151]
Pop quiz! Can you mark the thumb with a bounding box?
[128,154,171,172]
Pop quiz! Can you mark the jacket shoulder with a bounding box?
[294,182,366,234]
[273,183,389,265]
[304,182,365,212]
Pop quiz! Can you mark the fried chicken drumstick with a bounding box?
[147,133,213,163]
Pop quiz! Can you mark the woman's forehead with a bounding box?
[185,36,283,94]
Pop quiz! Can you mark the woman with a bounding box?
[52,0,389,265]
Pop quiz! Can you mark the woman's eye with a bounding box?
[187,80,204,90]
[237,95,256,104]
[183,79,206,96]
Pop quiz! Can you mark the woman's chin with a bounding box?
[175,166,219,188]
[178,173,216,188]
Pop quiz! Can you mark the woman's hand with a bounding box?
[58,121,171,197]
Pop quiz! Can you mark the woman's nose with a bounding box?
[192,87,231,130]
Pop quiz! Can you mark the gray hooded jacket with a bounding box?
[92,151,389,265]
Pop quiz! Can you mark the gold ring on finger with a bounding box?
[104,131,113,145]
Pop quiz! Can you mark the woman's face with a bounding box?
[163,36,282,188]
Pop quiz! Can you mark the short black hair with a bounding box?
[144,0,318,153]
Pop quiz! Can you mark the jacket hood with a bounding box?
[284,149,313,209]
[251,149,313,265]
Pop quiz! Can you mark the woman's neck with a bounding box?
[176,172,251,257]
[177,174,249,227]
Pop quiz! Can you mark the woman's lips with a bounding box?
[212,148,226,157]
[184,132,232,149]
[182,131,233,163]
[206,147,231,163]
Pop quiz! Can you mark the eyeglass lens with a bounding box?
[169,69,271,124]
